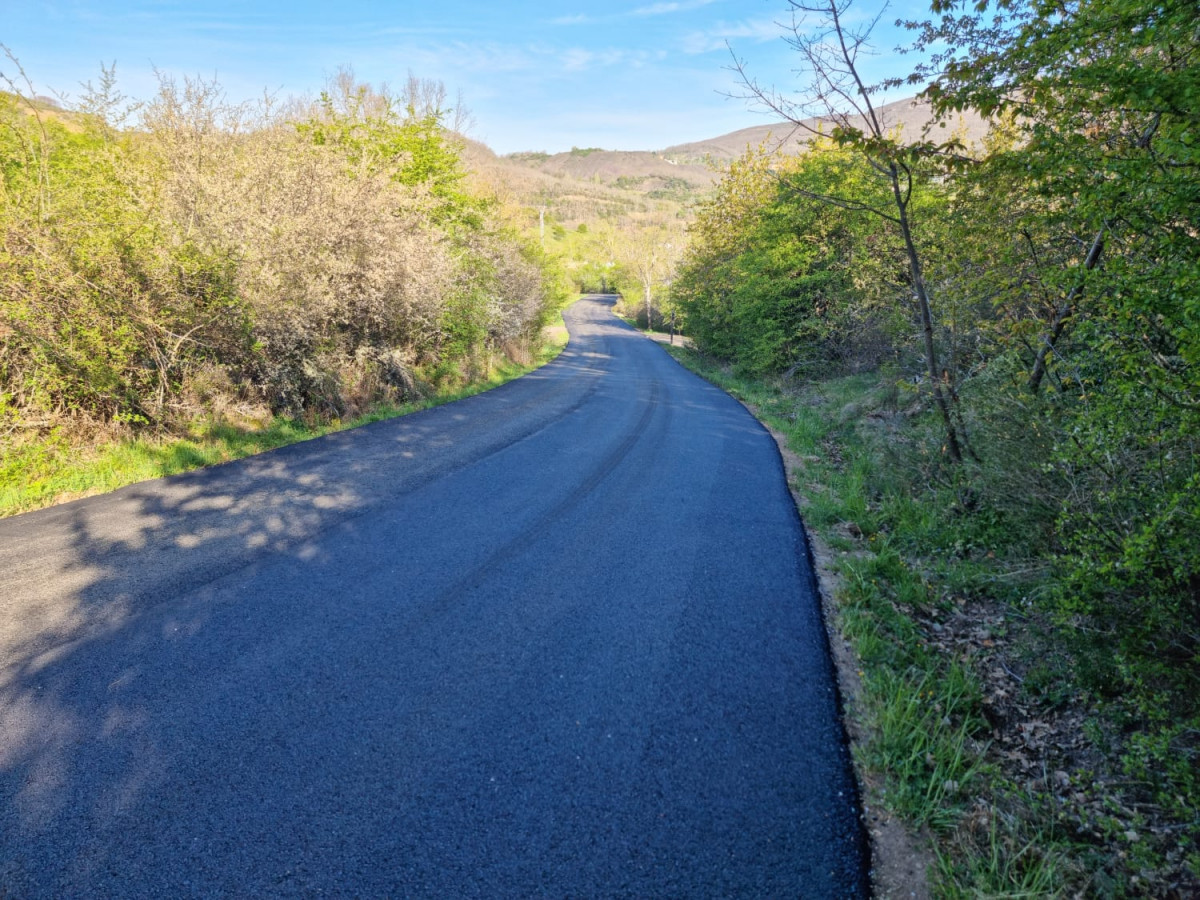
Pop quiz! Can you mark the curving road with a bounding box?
[0,296,867,897]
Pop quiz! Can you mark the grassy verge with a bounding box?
[1,317,570,518]
[666,347,1196,898]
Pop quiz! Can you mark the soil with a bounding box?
[641,330,694,349]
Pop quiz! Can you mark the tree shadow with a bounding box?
[0,297,627,893]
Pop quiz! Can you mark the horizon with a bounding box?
[4,1,929,155]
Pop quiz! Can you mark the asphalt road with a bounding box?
[0,296,868,897]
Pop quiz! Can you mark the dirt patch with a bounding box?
[639,329,694,349]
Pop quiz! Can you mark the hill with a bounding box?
[477,95,992,220]
[460,94,995,296]
[500,147,717,196]
[661,96,992,163]
[460,137,703,229]
[0,90,85,132]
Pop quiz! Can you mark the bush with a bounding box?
[0,68,560,435]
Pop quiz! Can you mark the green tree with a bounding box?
[735,0,975,460]
[300,69,484,229]
[910,0,1200,714]
[672,145,780,358]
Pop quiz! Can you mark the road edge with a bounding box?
[755,412,935,900]
[647,332,934,900]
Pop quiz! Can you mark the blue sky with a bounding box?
[3,1,929,154]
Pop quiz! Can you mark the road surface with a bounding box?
[0,296,867,897]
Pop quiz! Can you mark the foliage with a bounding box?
[911,0,1200,769]
[0,311,569,518]
[672,145,782,355]
[299,69,485,229]
[675,142,909,375]
[609,219,684,330]
[646,176,698,202]
[0,65,561,454]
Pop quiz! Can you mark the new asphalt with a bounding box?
[0,295,868,897]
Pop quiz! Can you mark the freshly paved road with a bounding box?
[0,296,867,897]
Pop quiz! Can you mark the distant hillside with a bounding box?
[662,96,991,163]
[460,137,701,228]
[0,90,84,131]
[475,96,992,220]
[501,147,717,193]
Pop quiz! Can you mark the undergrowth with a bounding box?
[0,317,569,518]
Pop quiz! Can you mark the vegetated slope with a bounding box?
[461,137,707,227]
[662,95,991,163]
[472,95,987,220]
[0,90,85,131]
[505,147,716,191]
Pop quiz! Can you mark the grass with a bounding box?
[0,316,570,518]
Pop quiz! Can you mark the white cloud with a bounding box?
[558,47,665,72]
[631,0,721,16]
[680,18,782,54]
[396,41,539,75]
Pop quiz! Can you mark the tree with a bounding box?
[733,0,970,460]
[616,219,683,330]
[898,0,1200,779]
[673,145,779,357]
[0,59,558,430]
[909,0,1199,397]
[673,142,878,375]
[300,69,484,229]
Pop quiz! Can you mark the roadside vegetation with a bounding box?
[667,0,1199,894]
[1,58,569,514]
[0,314,568,517]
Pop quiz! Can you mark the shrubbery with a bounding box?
[0,65,561,437]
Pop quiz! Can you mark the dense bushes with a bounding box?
[0,67,560,436]
[674,143,903,375]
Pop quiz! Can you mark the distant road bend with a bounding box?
[0,295,867,897]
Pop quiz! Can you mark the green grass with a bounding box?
[1,319,570,518]
[676,347,1197,896]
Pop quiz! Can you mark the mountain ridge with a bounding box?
[464,94,992,226]
[660,95,991,162]
[480,95,991,188]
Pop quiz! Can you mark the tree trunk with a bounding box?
[891,168,963,463]
[1027,226,1105,394]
